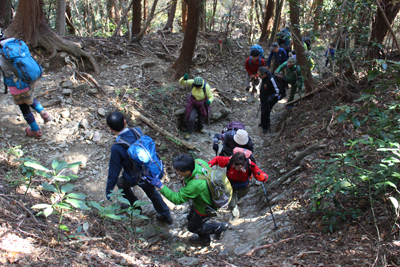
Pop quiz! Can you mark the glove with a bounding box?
[278,95,282,100]
[183,73,189,80]
[206,100,211,106]
[212,142,219,152]
[257,172,268,183]
[148,177,163,189]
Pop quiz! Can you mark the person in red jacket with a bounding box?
[208,150,268,221]
[245,50,266,96]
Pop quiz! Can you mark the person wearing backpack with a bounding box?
[266,42,288,73]
[179,74,214,141]
[325,43,335,67]
[105,111,173,225]
[245,49,265,94]
[257,66,283,133]
[0,31,51,139]
[148,154,228,246]
[275,58,303,103]
[213,128,254,157]
[208,150,268,221]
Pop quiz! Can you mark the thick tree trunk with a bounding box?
[66,1,76,35]
[289,0,313,94]
[131,0,142,35]
[4,0,99,73]
[259,0,274,45]
[164,0,177,31]
[368,0,400,58]
[172,0,200,78]
[181,0,187,32]
[55,0,66,35]
[134,0,158,41]
[268,0,283,45]
[0,0,12,28]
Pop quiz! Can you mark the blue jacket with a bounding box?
[325,48,335,59]
[106,128,144,199]
[266,48,288,67]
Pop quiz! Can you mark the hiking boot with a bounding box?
[198,129,206,134]
[40,111,52,123]
[189,235,211,246]
[214,223,228,240]
[25,127,42,139]
[231,205,240,219]
[184,134,191,141]
[237,197,243,205]
[262,128,269,134]
[245,86,251,91]
[156,214,173,225]
[258,123,262,127]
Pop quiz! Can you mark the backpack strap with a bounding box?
[114,127,142,147]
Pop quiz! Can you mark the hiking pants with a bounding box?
[186,106,205,133]
[228,185,250,210]
[187,206,223,241]
[269,61,280,74]
[118,178,171,219]
[287,81,300,102]
[260,94,278,131]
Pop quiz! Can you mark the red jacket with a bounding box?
[208,156,268,187]
[245,57,266,76]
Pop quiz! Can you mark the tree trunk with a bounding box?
[209,0,217,31]
[259,0,274,44]
[172,0,200,78]
[181,0,187,32]
[268,0,284,45]
[131,0,142,35]
[0,0,12,28]
[368,0,400,58]
[143,0,147,21]
[4,0,99,73]
[55,0,66,35]
[66,0,76,35]
[164,0,177,31]
[248,0,254,43]
[199,0,206,31]
[134,0,159,41]
[289,0,313,94]
[312,0,323,33]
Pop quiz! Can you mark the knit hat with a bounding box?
[270,42,279,49]
[193,76,204,87]
[233,129,249,145]
[287,58,296,68]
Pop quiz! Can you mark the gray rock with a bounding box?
[120,64,132,70]
[141,225,163,238]
[234,242,254,256]
[42,99,61,107]
[87,88,98,95]
[85,131,94,140]
[61,80,73,88]
[59,52,68,58]
[75,83,91,91]
[97,108,106,117]
[293,151,301,157]
[61,110,70,118]
[62,89,73,95]
[92,131,101,144]
[177,257,199,266]
[141,61,157,68]
[79,119,89,130]
[42,62,50,68]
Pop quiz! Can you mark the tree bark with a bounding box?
[164,0,177,31]
[4,0,99,73]
[143,0,147,21]
[131,0,141,35]
[368,0,400,59]
[209,0,217,31]
[289,0,314,94]
[181,0,187,32]
[0,0,12,28]
[65,1,76,35]
[268,0,284,45]
[312,0,323,33]
[199,0,206,31]
[172,0,200,78]
[134,0,159,41]
[55,0,66,35]
[259,0,274,45]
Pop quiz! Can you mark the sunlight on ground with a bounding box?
[0,233,33,253]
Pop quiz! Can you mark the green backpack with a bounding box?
[195,160,233,210]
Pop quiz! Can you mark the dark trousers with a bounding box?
[187,207,222,240]
[261,94,278,131]
[186,106,205,133]
[118,178,171,219]
[228,186,250,210]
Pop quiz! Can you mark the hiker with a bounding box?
[305,51,315,71]
[276,58,303,103]
[325,43,335,67]
[245,48,265,94]
[302,36,312,51]
[266,42,288,73]
[0,31,51,139]
[179,74,214,141]
[257,66,283,133]
[213,128,254,157]
[208,149,268,221]
[149,154,228,246]
[277,25,291,54]
[105,111,173,225]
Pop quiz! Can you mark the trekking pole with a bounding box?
[255,103,261,118]
[261,182,277,228]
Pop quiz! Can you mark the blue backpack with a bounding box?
[249,44,264,67]
[115,128,164,183]
[2,39,43,89]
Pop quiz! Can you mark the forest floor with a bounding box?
[0,32,398,266]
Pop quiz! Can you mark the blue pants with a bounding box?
[118,178,171,219]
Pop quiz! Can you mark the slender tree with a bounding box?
[131,0,142,35]
[133,0,159,41]
[199,0,206,31]
[268,0,284,45]
[4,0,99,73]
[65,1,76,35]
[259,0,275,44]
[289,0,313,94]
[172,0,200,78]
[55,0,66,35]
[143,0,147,20]
[164,0,177,31]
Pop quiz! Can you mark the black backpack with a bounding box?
[272,73,287,97]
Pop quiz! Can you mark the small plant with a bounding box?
[28,159,87,241]
[18,156,41,198]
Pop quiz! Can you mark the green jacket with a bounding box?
[276,61,303,88]
[160,159,213,215]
